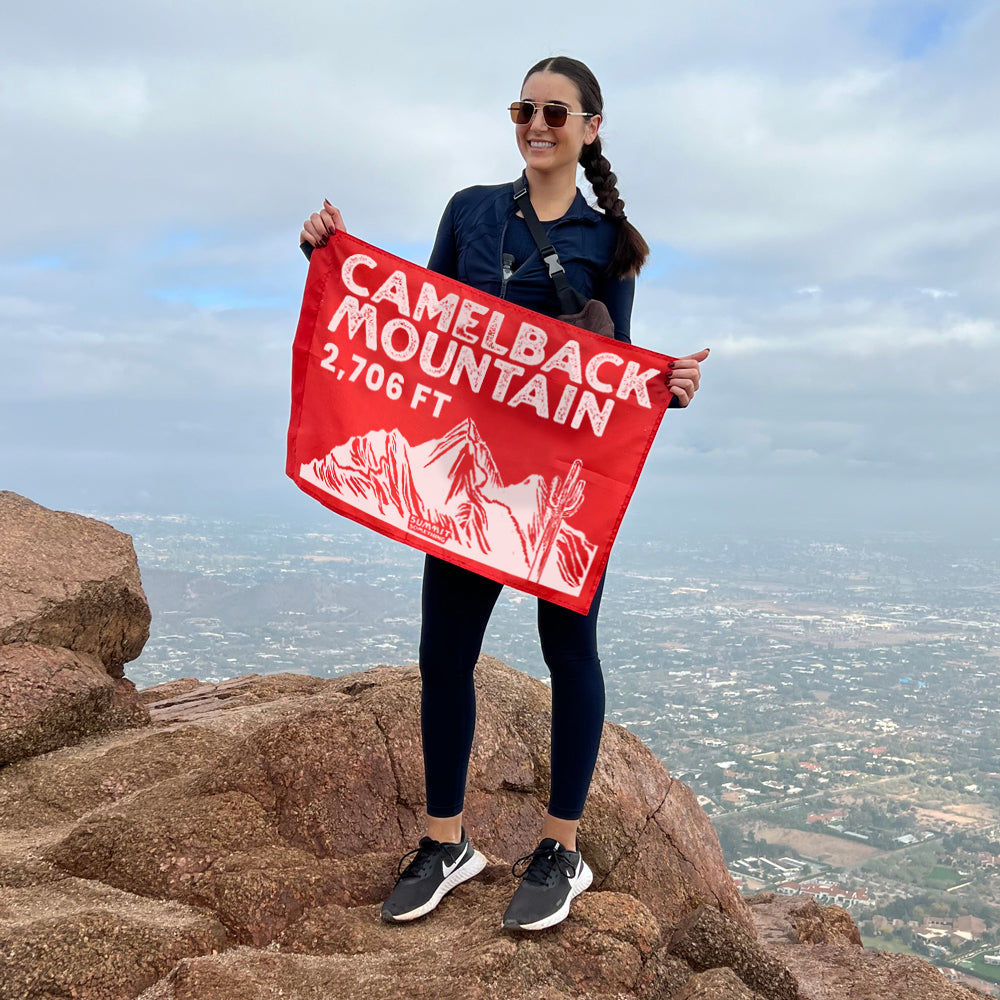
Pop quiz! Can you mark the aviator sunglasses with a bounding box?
[508,101,595,128]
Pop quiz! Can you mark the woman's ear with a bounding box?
[584,114,601,145]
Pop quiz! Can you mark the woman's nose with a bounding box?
[527,108,549,132]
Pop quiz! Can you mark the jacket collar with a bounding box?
[503,173,602,225]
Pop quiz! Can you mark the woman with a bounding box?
[301,56,707,932]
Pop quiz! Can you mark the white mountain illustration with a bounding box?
[299,418,597,594]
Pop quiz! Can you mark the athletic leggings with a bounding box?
[418,554,606,822]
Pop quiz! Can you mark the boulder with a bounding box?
[0,643,148,766]
[44,659,750,947]
[748,893,861,949]
[0,491,151,674]
[0,878,226,1000]
[747,894,981,1000]
[671,967,764,999]
[0,493,151,766]
[668,906,798,1000]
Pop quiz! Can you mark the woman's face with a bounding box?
[516,71,601,175]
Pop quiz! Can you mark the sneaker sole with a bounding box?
[381,849,487,923]
[505,859,594,932]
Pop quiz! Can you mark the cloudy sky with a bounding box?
[2,0,997,538]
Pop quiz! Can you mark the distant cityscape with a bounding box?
[107,512,1000,995]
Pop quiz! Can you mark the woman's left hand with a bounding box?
[667,348,710,407]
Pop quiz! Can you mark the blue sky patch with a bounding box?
[866,2,964,60]
[378,241,433,266]
[157,229,205,253]
[643,242,706,283]
[18,254,66,271]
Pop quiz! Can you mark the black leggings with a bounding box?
[418,554,606,822]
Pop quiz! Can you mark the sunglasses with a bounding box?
[508,101,595,128]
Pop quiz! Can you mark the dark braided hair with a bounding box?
[523,56,650,278]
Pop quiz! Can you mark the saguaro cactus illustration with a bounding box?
[528,459,585,582]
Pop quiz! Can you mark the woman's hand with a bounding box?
[667,347,710,407]
[300,199,347,248]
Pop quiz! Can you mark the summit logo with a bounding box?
[408,514,449,544]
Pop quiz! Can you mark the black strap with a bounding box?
[512,177,587,314]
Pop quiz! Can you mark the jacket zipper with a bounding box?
[501,253,515,297]
[499,217,512,299]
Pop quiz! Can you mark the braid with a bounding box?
[580,137,649,278]
[581,137,624,218]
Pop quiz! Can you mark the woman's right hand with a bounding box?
[300,199,347,248]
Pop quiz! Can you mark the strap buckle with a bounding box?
[543,253,565,277]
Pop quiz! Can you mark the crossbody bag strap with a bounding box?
[512,177,588,314]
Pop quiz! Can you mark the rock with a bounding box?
[748,893,861,948]
[672,967,764,999]
[136,677,203,706]
[748,893,981,1000]
[0,493,152,766]
[636,949,698,999]
[766,946,982,1000]
[0,492,151,675]
[669,906,798,1000]
[0,643,148,766]
[275,885,661,999]
[44,659,750,953]
[142,673,329,725]
[0,878,226,1000]
[133,946,556,1000]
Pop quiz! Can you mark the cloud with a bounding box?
[0,65,150,131]
[1,0,998,534]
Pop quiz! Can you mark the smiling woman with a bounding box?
[298,54,708,936]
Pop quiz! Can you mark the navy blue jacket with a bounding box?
[426,179,635,343]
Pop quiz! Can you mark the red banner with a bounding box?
[287,232,674,613]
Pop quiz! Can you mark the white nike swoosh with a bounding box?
[442,843,469,878]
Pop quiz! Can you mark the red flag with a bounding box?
[287,232,674,614]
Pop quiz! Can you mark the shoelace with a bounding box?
[511,843,577,886]
[396,836,446,879]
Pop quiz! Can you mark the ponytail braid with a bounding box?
[524,55,650,279]
[580,136,649,278]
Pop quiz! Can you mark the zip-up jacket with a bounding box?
[426,178,635,343]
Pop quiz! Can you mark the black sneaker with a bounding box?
[502,837,593,931]
[380,827,486,923]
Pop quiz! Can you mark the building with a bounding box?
[776,881,873,909]
[954,915,986,940]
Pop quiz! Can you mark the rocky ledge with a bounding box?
[0,495,984,999]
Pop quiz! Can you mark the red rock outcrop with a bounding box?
[748,893,982,999]
[0,492,150,766]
